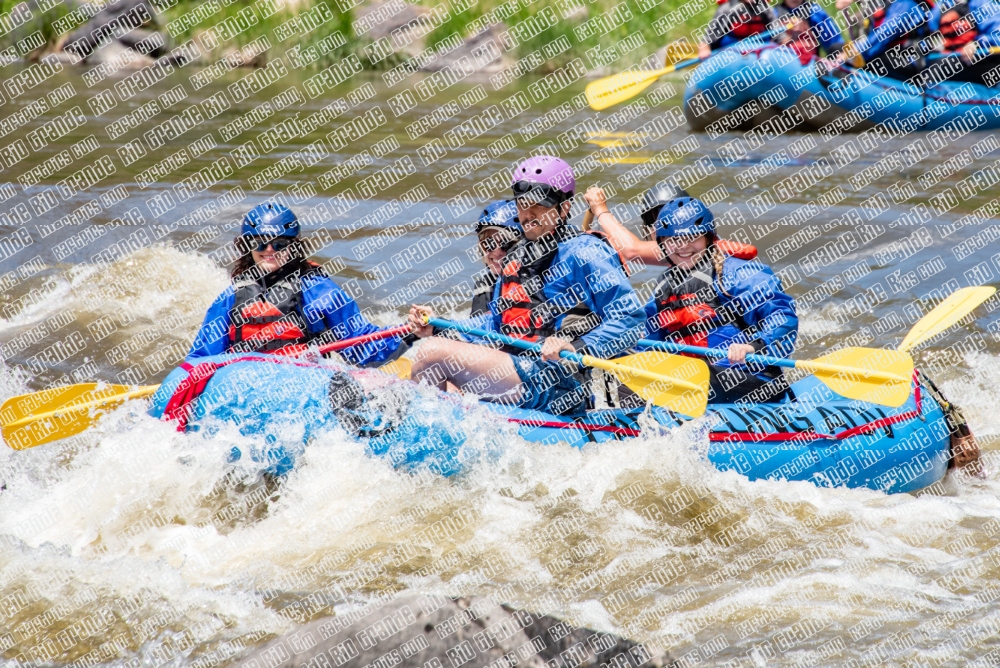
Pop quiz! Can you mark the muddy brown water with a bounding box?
[1,64,1000,667]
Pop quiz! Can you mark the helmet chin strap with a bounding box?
[556,197,572,226]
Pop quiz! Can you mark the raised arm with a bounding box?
[583,186,667,266]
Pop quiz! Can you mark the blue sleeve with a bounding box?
[724,261,798,359]
[301,277,402,366]
[861,0,926,59]
[447,282,501,343]
[643,296,666,342]
[972,0,1000,47]
[810,5,846,52]
[187,289,234,359]
[568,241,647,358]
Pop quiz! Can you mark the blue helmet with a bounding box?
[242,202,299,237]
[655,197,715,238]
[476,200,522,234]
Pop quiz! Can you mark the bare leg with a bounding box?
[412,338,523,403]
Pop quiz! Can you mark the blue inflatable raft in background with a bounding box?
[683,44,1000,134]
[149,354,952,494]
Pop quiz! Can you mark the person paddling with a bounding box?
[407,156,646,415]
[834,0,937,80]
[933,0,1000,85]
[471,200,522,317]
[773,0,846,65]
[642,197,798,404]
[188,202,405,366]
[698,0,778,59]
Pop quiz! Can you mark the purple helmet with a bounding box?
[511,156,575,207]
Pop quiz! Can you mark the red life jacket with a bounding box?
[228,264,320,355]
[773,6,821,64]
[717,0,772,39]
[497,228,627,343]
[652,241,757,347]
[940,0,977,50]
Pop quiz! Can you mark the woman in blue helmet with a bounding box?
[645,197,798,404]
[471,200,522,316]
[187,202,405,366]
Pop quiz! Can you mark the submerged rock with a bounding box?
[236,594,672,668]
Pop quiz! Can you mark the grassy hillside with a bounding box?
[1,0,717,70]
[4,0,851,69]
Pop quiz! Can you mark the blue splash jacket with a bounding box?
[459,231,648,359]
[643,256,798,379]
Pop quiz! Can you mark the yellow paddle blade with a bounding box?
[583,352,709,418]
[379,357,412,380]
[899,286,996,353]
[802,348,914,408]
[585,67,673,111]
[1,383,159,450]
[664,40,699,66]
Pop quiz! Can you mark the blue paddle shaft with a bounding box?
[428,317,585,365]
[637,339,795,369]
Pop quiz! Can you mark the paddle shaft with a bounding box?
[427,318,703,393]
[313,324,411,355]
[637,339,910,383]
[928,46,1000,60]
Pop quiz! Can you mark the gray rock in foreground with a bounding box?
[236,594,672,668]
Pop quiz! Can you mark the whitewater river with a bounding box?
[2,64,1000,667]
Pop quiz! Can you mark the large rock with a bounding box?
[117,27,168,57]
[63,0,156,58]
[235,594,672,668]
[420,24,511,74]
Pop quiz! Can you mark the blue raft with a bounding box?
[683,43,1000,133]
[149,354,952,494]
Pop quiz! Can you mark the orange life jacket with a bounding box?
[497,228,628,343]
[715,239,758,260]
[228,264,321,354]
[653,241,758,347]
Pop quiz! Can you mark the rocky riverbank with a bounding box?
[5,0,711,76]
[235,594,675,668]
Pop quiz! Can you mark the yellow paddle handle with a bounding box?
[793,360,908,383]
[4,385,160,429]
[579,354,703,393]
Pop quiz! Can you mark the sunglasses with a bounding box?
[239,237,294,253]
[478,229,522,253]
[512,181,569,207]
